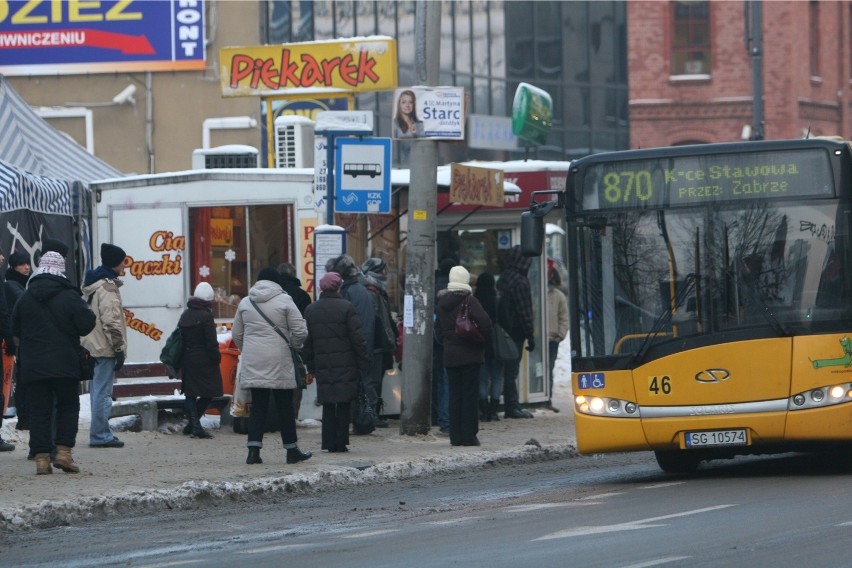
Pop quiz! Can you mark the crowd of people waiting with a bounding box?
[0,243,561,474]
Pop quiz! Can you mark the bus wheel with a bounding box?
[654,451,700,473]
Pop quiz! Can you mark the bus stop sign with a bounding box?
[334,138,391,213]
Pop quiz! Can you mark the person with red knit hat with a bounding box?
[303,272,370,453]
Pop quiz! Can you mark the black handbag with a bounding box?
[352,384,376,435]
[492,323,519,361]
[249,299,308,389]
[454,295,486,344]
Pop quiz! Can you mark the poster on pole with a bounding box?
[391,87,465,140]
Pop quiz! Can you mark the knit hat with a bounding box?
[325,255,359,279]
[101,243,127,268]
[320,271,343,292]
[447,265,472,293]
[193,282,215,302]
[8,252,30,268]
[257,267,280,284]
[36,251,66,277]
[42,238,69,257]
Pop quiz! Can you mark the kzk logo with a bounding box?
[342,193,358,205]
[694,369,731,383]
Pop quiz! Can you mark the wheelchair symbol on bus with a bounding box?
[579,373,605,389]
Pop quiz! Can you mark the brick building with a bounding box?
[628,1,852,148]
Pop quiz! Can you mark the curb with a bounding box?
[0,442,578,533]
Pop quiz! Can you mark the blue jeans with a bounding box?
[479,358,503,402]
[89,357,117,445]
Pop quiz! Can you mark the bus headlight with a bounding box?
[789,383,852,410]
[575,395,641,417]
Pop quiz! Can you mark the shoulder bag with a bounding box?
[492,323,520,361]
[454,295,486,344]
[249,299,308,389]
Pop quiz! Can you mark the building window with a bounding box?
[671,1,710,75]
[810,1,820,78]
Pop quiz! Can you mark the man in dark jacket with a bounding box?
[302,272,369,453]
[0,250,16,451]
[325,255,376,431]
[497,246,535,419]
[360,257,397,427]
[277,262,312,419]
[12,251,96,474]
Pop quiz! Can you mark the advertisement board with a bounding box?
[392,86,465,140]
[0,0,206,76]
[220,37,398,97]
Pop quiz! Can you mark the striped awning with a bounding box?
[0,157,74,215]
[0,75,121,183]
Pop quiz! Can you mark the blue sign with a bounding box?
[0,0,206,76]
[334,138,391,214]
[578,373,605,389]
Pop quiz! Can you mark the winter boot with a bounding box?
[246,447,262,464]
[52,445,80,473]
[479,400,490,422]
[285,445,312,464]
[488,399,501,422]
[182,421,192,435]
[373,399,388,428]
[187,402,213,439]
[35,453,52,475]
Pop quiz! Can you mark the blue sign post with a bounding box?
[334,138,392,214]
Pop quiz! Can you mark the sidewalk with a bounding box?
[0,386,577,532]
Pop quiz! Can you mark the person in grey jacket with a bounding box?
[231,267,311,466]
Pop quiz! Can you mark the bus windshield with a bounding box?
[568,139,852,369]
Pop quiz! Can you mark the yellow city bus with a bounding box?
[522,138,852,472]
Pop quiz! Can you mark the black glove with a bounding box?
[4,339,15,357]
[114,350,126,372]
[525,337,536,352]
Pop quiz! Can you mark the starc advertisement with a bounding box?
[0,0,206,76]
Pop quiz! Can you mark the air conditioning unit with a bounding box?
[274,116,315,168]
[192,145,258,169]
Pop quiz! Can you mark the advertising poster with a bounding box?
[392,86,465,141]
[0,0,206,76]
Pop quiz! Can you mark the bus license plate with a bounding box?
[685,429,747,448]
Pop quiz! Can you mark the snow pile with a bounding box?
[0,442,577,532]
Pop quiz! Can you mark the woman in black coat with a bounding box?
[11,251,96,474]
[302,272,369,453]
[178,282,223,439]
[474,272,502,422]
[436,265,492,447]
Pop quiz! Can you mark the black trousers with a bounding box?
[321,402,351,451]
[447,363,480,446]
[247,388,297,448]
[502,339,525,410]
[28,379,78,454]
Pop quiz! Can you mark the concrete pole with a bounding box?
[399,0,440,435]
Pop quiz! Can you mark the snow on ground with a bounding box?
[0,337,575,531]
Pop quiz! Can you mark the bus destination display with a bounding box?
[583,148,835,210]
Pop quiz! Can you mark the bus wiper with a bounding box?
[629,274,696,367]
[729,271,790,337]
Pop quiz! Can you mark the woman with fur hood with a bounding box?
[232,267,311,465]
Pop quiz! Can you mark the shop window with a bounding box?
[671,1,710,76]
[189,204,295,318]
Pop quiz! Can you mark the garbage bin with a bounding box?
[219,339,240,395]
[207,339,240,419]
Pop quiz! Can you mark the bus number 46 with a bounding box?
[648,375,672,395]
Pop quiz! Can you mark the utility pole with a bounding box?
[746,0,764,140]
[399,1,440,435]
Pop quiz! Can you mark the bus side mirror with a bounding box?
[520,210,544,256]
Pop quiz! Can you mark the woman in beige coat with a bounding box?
[231,267,310,465]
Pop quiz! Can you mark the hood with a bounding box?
[505,245,532,275]
[27,273,77,302]
[83,265,123,288]
[248,279,284,303]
